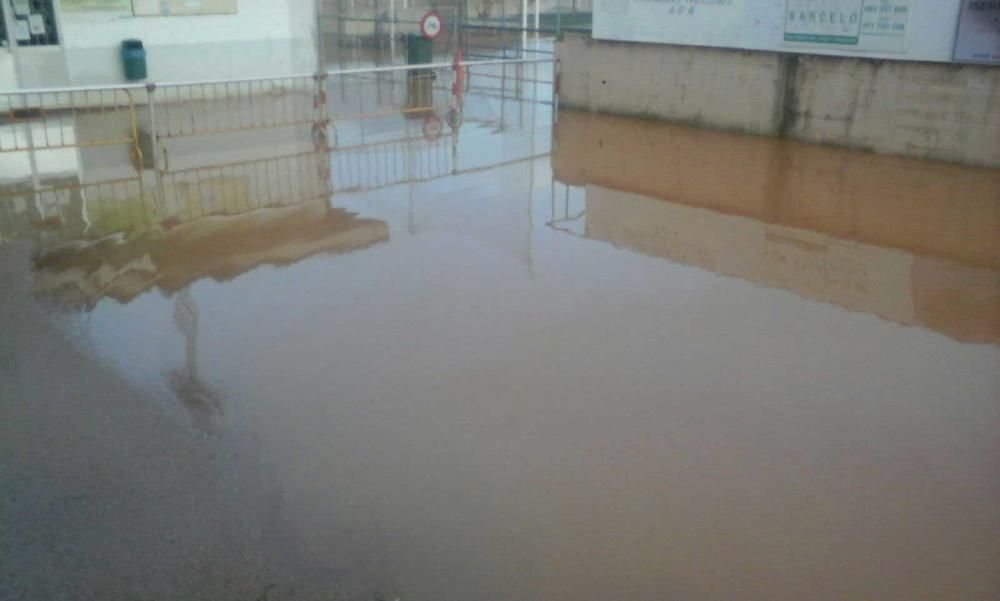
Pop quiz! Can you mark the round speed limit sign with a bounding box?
[420,11,443,40]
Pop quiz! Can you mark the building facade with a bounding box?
[1,0,318,90]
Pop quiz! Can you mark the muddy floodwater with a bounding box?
[1,103,998,601]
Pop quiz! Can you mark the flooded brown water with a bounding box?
[1,106,998,601]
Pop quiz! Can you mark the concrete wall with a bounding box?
[557,35,1000,167]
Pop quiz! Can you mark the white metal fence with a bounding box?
[0,86,143,154]
[0,57,557,241]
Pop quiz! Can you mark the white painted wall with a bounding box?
[0,49,15,89]
[15,46,70,88]
[594,0,965,63]
[33,0,317,87]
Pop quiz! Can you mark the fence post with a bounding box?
[145,82,166,211]
[313,71,330,152]
[553,59,560,125]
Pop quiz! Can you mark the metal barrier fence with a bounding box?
[326,57,555,121]
[0,86,143,153]
[0,57,556,241]
[153,75,325,140]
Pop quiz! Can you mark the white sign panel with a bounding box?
[132,0,237,16]
[784,0,911,53]
[594,0,959,62]
[953,0,1000,64]
[27,14,46,35]
[594,0,745,47]
[13,19,30,41]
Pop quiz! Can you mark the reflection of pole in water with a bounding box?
[170,287,223,430]
[174,288,199,381]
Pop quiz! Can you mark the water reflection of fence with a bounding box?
[0,149,333,244]
[159,151,331,224]
[332,136,453,191]
[330,124,550,194]
[0,176,153,244]
[547,181,586,236]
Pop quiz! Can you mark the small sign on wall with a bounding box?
[783,0,911,53]
[609,0,747,49]
[61,0,132,10]
[27,14,46,35]
[14,19,30,41]
[953,0,1000,64]
[132,0,237,16]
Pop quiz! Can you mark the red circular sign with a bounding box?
[420,11,443,40]
[422,115,444,140]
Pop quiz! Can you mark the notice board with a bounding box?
[783,0,911,53]
[132,0,238,16]
[594,0,962,62]
[953,0,1000,64]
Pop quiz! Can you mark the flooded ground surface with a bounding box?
[1,74,998,601]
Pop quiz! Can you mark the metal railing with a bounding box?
[153,75,324,140]
[327,57,554,122]
[0,86,143,154]
[319,1,590,67]
[0,56,557,241]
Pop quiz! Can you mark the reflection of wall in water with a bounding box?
[583,186,999,343]
[554,111,1000,270]
[32,198,389,310]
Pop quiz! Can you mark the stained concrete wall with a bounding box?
[557,35,1000,167]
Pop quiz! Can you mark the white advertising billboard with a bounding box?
[594,0,964,63]
[597,0,746,48]
[783,0,911,53]
[953,0,1000,64]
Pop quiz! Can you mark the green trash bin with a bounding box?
[121,39,147,81]
[404,33,435,111]
[405,33,433,68]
